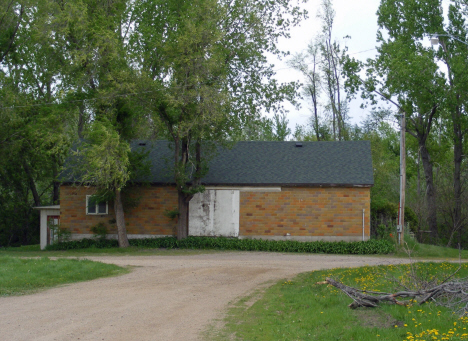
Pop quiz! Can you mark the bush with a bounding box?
[90,223,108,241]
[46,236,395,254]
[46,238,118,250]
[376,223,397,241]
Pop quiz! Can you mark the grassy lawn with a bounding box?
[0,244,219,297]
[393,238,468,260]
[2,238,468,260]
[0,256,129,296]
[0,244,220,258]
[215,262,468,341]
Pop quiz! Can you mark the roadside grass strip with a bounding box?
[395,237,468,260]
[219,262,468,341]
[0,244,221,257]
[5,239,468,262]
[0,256,128,296]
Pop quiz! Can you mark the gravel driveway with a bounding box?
[0,252,407,341]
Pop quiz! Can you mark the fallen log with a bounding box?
[317,277,468,313]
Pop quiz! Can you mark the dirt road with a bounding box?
[0,252,406,341]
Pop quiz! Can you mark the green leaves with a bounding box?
[47,236,396,255]
[377,0,443,39]
[77,120,130,191]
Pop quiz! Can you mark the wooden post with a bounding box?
[398,113,406,245]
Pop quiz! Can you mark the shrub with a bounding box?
[90,223,108,241]
[164,209,180,220]
[46,238,118,250]
[46,236,395,254]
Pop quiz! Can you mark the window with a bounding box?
[86,195,108,215]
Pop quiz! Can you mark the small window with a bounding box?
[86,195,108,215]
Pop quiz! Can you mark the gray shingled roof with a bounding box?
[130,140,373,186]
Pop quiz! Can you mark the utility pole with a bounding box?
[398,113,406,245]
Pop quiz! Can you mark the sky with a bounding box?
[270,0,381,132]
[272,0,454,133]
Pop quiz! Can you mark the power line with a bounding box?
[348,48,377,55]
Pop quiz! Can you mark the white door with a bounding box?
[189,190,240,237]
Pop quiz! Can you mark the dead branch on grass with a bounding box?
[316,242,468,313]
[318,276,468,313]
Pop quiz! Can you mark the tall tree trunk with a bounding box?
[324,41,336,140]
[176,138,190,240]
[0,4,23,64]
[78,103,86,139]
[23,160,40,206]
[404,104,437,241]
[313,108,320,141]
[453,110,463,245]
[417,148,421,196]
[176,139,203,240]
[311,57,321,141]
[440,44,464,246]
[177,194,189,240]
[52,181,60,204]
[330,44,343,140]
[307,84,320,141]
[52,158,60,204]
[419,143,437,240]
[114,189,129,247]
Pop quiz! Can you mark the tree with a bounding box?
[0,0,25,63]
[0,0,147,246]
[76,121,131,247]
[59,0,145,247]
[237,113,291,141]
[359,110,401,235]
[372,0,468,244]
[131,0,305,239]
[0,0,74,245]
[318,0,348,140]
[288,41,322,140]
[289,0,350,141]
[433,1,468,245]
[375,0,446,241]
[0,0,305,244]
[342,0,446,240]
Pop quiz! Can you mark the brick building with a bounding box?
[51,140,373,248]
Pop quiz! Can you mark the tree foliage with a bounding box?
[289,0,350,141]
[338,0,468,246]
[129,0,306,239]
[0,0,307,245]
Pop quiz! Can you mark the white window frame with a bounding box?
[86,195,108,215]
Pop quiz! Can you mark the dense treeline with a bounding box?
[1,0,468,248]
[0,0,306,246]
[289,0,468,248]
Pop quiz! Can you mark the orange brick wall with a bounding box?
[60,185,370,239]
[59,185,178,235]
[239,187,371,238]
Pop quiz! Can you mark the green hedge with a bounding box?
[46,236,395,254]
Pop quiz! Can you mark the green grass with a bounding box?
[393,236,468,260]
[215,262,468,341]
[0,255,129,296]
[3,238,467,260]
[0,244,219,258]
